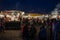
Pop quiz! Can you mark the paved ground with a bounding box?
[0,30,22,40]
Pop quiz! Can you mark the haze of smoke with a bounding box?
[51,3,60,15]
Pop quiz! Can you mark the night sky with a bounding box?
[0,0,60,13]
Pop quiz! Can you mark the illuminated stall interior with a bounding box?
[0,10,59,22]
[0,10,25,22]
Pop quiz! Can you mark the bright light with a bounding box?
[17,13,20,17]
[28,14,31,17]
[23,16,28,18]
[12,12,14,15]
[22,12,25,15]
[11,15,15,21]
[6,15,11,18]
[52,15,57,18]
[0,14,4,18]
[45,15,49,17]
[15,16,19,21]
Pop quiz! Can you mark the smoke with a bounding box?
[51,3,60,15]
[56,3,60,9]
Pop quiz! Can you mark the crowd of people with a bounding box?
[21,17,60,40]
[0,17,60,40]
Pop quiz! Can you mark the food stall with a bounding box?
[0,10,24,30]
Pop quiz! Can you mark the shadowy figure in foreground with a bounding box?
[22,24,36,40]
[38,25,47,40]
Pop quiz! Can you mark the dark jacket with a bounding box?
[23,25,36,39]
[39,26,47,40]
